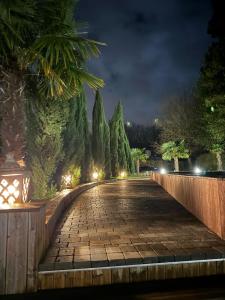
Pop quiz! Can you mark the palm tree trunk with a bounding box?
[216,152,223,171]
[174,157,179,172]
[136,159,140,175]
[0,68,26,163]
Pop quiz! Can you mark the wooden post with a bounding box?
[0,203,46,295]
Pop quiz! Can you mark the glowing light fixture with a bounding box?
[0,153,30,206]
[120,171,127,178]
[194,167,202,175]
[92,171,99,180]
[160,168,167,174]
[62,174,72,188]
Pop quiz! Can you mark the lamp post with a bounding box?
[0,153,30,206]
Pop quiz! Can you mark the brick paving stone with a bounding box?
[139,250,159,263]
[40,179,225,271]
[123,251,143,264]
[107,252,125,266]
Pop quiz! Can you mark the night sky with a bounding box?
[77,0,212,125]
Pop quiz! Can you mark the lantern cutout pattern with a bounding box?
[62,174,72,188]
[0,153,30,205]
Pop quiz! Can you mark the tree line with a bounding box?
[158,0,225,172]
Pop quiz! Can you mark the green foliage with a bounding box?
[92,90,111,179]
[0,0,104,99]
[110,102,134,176]
[69,165,81,187]
[0,0,104,163]
[131,148,148,164]
[61,87,91,184]
[26,92,67,199]
[161,140,189,161]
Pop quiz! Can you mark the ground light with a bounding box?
[0,153,30,206]
[120,171,127,178]
[92,171,99,180]
[194,166,202,175]
[160,168,167,174]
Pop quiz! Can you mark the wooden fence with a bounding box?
[152,172,225,240]
[0,203,46,295]
[0,181,110,295]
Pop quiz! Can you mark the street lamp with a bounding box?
[0,153,30,206]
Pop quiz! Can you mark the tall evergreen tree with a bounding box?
[79,88,91,183]
[92,90,111,178]
[196,1,225,170]
[62,86,91,183]
[26,87,67,199]
[110,102,133,177]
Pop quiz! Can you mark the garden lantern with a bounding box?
[62,174,72,188]
[0,153,30,206]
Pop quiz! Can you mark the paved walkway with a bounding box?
[40,179,225,270]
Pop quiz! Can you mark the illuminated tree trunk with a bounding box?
[216,152,223,171]
[174,157,179,172]
[0,69,26,163]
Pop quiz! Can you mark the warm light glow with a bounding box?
[0,153,30,206]
[194,167,202,175]
[120,171,127,178]
[92,172,99,180]
[62,174,72,187]
[8,185,15,193]
[160,168,167,174]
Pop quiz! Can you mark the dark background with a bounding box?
[77,0,212,124]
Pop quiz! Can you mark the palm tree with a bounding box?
[0,0,104,163]
[131,148,148,175]
[161,140,189,171]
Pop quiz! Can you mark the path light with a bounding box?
[62,174,72,188]
[194,167,202,175]
[0,153,30,206]
[120,171,127,178]
[92,171,99,180]
[160,168,167,174]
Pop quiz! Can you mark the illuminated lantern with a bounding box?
[62,174,72,188]
[0,153,30,205]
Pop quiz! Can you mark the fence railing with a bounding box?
[152,172,225,240]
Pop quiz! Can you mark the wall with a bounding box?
[152,172,225,239]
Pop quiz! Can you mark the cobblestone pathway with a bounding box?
[40,179,225,270]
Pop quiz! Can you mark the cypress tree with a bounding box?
[56,86,91,185]
[79,88,91,183]
[26,91,67,199]
[92,90,111,178]
[110,102,133,177]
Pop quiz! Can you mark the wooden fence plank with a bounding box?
[6,212,29,294]
[0,212,8,294]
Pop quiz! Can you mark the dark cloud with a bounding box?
[77,0,212,124]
